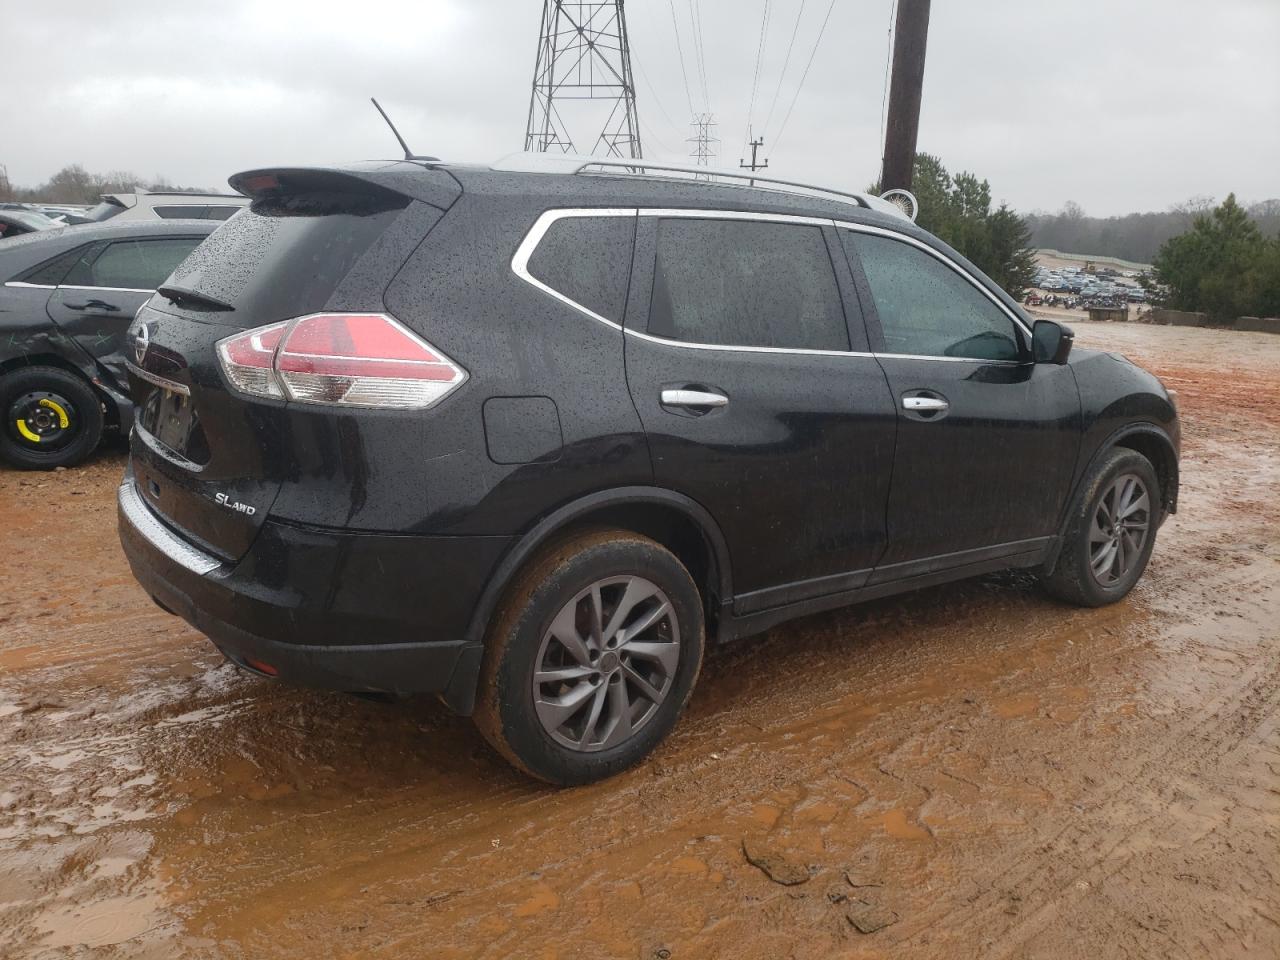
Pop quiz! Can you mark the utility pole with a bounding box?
[739,132,768,186]
[880,0,931,192]
[524,1,642,158]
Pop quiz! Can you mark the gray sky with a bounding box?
[5,0,1277,216]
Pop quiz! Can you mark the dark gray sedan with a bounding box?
[0,219,217,468]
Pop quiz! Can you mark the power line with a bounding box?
[759,0,807,145]
[768,0,837,157]
[743,0,772,157]
[688,0,711,112]
[667,0,696,115]
[633,40,687,139]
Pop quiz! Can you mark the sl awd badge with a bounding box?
[214,492,257,516]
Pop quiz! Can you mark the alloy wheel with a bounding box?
[1089,473,1150,586]
[532,575,681,752]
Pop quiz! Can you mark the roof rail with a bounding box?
[488,152,912,222]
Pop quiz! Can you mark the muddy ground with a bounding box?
[1,322,1277,959]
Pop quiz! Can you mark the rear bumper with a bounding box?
[117,479,509,712]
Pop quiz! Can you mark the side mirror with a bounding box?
[1032,319,1074,364]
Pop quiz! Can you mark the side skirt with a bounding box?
[718,536,1057,644]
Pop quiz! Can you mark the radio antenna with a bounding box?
[370,98,438,162]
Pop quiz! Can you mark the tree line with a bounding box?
[1151,194,1280,321]
[1026,198,1280,266]
[0,164,213,205]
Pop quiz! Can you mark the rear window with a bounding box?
[161,191,409,325]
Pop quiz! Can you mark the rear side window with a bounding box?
[648,218,849,351]
[843,231,1022,361]
[65,238,204,290]
[20,245,93,286]
[205,206,242,221]
[526,215,635,323]
[154,205,208,219]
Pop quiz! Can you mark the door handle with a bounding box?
[660,389,729,409]
[64,298,120,312]
[902,396,948,412]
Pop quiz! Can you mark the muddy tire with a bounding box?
[473,528,705,786]
[0,366,104,470]
[1042,447,1160,607]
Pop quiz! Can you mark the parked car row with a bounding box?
[1030,265,1149,307]
[0,190,248,235]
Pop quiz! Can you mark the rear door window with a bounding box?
[526,214,635,323]
[65,238,204,290]
[648,218,849,351]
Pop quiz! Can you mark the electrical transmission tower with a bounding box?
[524,1,642,158]
[687,113,719,176]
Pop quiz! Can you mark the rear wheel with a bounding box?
[474,528,705,785]
[1042,448,1160,607]
[0,367,104,470]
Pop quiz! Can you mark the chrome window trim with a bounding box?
[5,281,153,293]
[511,207,637,332]
[118,480,220,576]
[511,206,1032,363]
[124,361,191,396]
[832,219,1034,340]
[59,283,155,294]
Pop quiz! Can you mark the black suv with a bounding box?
[117,157,1180,784]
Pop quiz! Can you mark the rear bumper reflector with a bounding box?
[118,481,221,576]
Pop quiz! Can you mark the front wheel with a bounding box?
[1042,447,1161,607]
[0,366,105,470]
[474,528,705,785]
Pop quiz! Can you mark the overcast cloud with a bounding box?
[4,0,1277,216]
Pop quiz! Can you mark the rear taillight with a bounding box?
[216,313,467,409]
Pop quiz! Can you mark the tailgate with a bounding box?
[124,166,458,560]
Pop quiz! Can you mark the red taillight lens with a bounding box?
[216,313,467,409]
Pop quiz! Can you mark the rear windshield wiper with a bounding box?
[157,284,235,312]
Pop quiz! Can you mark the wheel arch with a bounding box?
[1057,422,1179,541]
[443,486,732,715]
[1107,423,1179,516]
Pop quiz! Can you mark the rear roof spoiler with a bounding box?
[228,165,461,211]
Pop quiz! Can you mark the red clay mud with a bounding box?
[1,322,1277,959]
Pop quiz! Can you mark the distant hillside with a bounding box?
[1024,199,1280,266]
